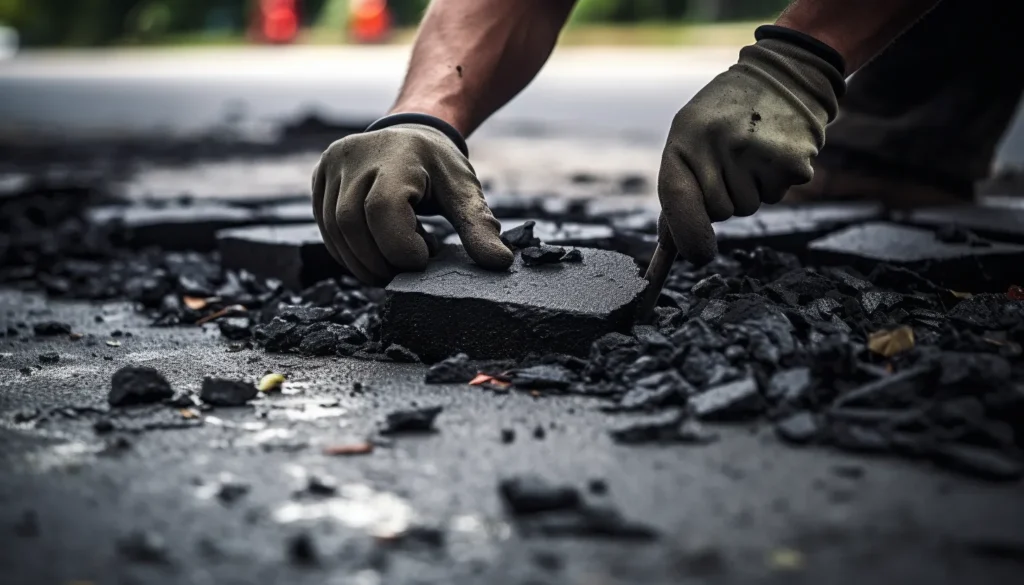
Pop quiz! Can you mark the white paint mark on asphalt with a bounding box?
[272,483,414,538]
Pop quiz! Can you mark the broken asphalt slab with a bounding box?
[904,205,1024,245]
[217,224,345,291]
[808,222,1024,292]
[88,204,258,251]
[613,203,885,263]
[381,245,647,362]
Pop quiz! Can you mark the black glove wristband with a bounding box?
[754,25,846,78]
[364,112,470,158]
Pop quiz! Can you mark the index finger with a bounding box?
[657,150,718,266]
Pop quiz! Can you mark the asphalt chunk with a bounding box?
[109,366,174,407]
[424,353,477,384]
[32,321,72,336]
[384,343,421,363]
[690,377,765,421]
[521,244,568,266]
[500,220,541,250]
[499,476,581,516]
[379,405,443,435]
[200,377,258,406]
[382,245,646,362]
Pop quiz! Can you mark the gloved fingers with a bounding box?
[675,134,732,222]
[364,169,431,273]
[416,220,442,257]
[311,159,325,216]
[434,166,514,272]
[336,172,395,284]
[722,148,762,217]
[321,174,382,286]
[658,149,718,267]
[312,159,350,270]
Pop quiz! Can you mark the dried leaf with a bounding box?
[868,326,915,357]
[469,374,510,389]
[323,443,374,456]
[179,408,199,419]
[767,548,804,570]
[196,305,246,326]
[105,340,121,347]
[69,332,84,341]
[948,290,972,300]
[259,373,286,393]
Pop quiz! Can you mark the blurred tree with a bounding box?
[5,0,792,46]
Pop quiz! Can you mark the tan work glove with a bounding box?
[312,119,513,285]
[658,27,846,265]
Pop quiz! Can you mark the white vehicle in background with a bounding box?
[0,24,18,59]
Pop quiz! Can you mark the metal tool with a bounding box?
[638,237,678,323]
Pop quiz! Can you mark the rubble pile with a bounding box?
[427,247,1024,480]
[3,181,1023,480]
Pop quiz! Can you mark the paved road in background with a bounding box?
[2,46,1023,169]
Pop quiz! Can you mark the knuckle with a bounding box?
[335,199,362,231]
[363,190,395,217]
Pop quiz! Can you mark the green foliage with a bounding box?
[569,0,621,24]
[5,0,793,46]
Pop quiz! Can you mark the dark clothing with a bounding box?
[816,0,1024,197]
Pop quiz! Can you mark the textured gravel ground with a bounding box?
[2,289,1023,585]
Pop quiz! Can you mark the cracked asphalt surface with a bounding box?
[3,289,1023,585]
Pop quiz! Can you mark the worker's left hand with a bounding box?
[657,32,846,266]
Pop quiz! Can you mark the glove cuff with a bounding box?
[754,25,846,78]
[365,113,470,158]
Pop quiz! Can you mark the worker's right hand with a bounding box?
[312,122,513,286]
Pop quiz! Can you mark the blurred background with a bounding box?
[0,0,789,47]
[0,0,1021,201]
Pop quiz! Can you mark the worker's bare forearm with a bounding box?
[776,0,941,72]
[388,0,576,137]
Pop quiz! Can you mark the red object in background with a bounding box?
[350,0,391,43]
[251,0,300,44]
[1009,285,1024,300]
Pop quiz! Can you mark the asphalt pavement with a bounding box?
[2,290,1024,585]
[3,44,1024,585]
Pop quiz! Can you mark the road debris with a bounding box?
[322,442,374,456]
[867,325,915,357]
[109,366,174,407]
[379,406,443,435]
[200,377,258,406]
[258,373,286,393]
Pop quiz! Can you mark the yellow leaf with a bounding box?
[105,340,121,347]
[868,326,915,357]
[258,373,286,393]
[179,408,199,419]
[767,548,804,570]
[948,290,972,300]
